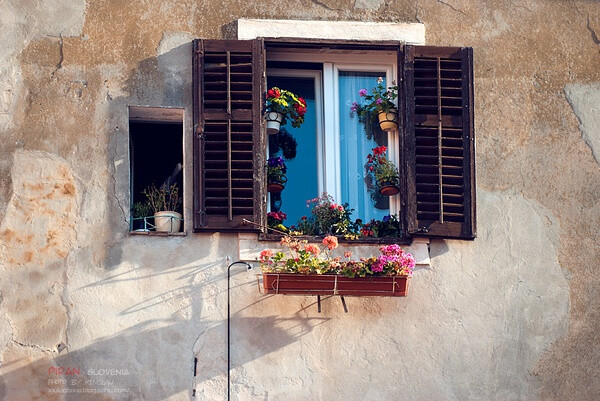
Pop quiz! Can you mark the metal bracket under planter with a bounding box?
[259,273,410,297]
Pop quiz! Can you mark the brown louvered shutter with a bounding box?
[193,39,265,232]
[403,46,476,239]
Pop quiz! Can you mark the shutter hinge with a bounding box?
[415,227,429,233]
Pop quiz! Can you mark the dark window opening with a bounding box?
[129,107,184,232]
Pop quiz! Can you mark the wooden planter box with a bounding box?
[262,273,410,297]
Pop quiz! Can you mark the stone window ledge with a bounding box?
[238,233,431,267]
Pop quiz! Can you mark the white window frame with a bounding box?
[266,50,400,217]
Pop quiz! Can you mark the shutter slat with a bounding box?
[193,39,265,232]
[404,45,476,239]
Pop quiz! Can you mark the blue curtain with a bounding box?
[339,71,390,222]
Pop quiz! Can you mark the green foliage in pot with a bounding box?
[143,183,182,214]
[131,201,152,218]
[350,77,398,124]
[365,146,400,187]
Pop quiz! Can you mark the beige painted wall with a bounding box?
[0,1,598,400]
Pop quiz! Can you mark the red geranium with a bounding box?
[266,88,281,99]
[373,146,387,156]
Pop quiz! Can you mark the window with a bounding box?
[129,106,184,232]
[192,39,475,240]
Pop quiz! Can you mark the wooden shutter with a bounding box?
[193,39,265,232]
[404,46,476,239]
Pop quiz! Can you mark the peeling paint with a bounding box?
[564,82,600,164]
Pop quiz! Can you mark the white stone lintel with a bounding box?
[237,19,426,45]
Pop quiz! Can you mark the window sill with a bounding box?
[239,233,431,267]
[129,231,187,237]
[259,232,411,246]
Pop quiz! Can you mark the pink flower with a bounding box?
[376,98,383,105]
[304,244,320,256]
[323,235,339,250]
[260,249,273,261]
[344,251,353,259]
[359,89,367,97]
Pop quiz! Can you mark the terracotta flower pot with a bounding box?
[379,184,400,196]
[377,108,398,132]
[266,111,284,135]
[262,273,410,297]
[267,182,285,193]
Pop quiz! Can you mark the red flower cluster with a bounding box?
[267,211,287,221]
[372,146,387,156]
[266,88,281,99]
[293,97,307,117]
[328,203,344,211]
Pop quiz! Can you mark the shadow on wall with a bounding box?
[0,261,328,400]
[102,37,194,270]
[0,315,328,400]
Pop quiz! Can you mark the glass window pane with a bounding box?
[267,76,318,225]
[339,71,390,222]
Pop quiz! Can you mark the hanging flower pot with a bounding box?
[377,108,398,132]
[266,111,284,135]
[350,78,399,134]
[265,87,307,135]
[267,156,287,193]
[267,180,286,193]
[378,182,400,196]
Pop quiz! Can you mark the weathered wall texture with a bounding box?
[0,1,598,400]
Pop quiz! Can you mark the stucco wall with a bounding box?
[0,1,598,400]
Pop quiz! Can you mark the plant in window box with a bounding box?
[143,183,183,232]
[365,146,400,196]
[267,211,288,233]
[358,214,401,238]
[297,193,355,237]
[267,156,288,193]
[351,77,399,132]
[259,236,415,297]
[265,87,307,134]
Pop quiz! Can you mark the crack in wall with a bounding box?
[437,0,468,16]
[415,0,422,23]
[587,15,600,45]
[5,316,54,354]
[50,33,64,79]
[310,0,344,13]
[109,132,128,225]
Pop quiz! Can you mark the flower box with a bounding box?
[262,273,410,297]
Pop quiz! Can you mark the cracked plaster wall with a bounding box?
[0,1,598,400]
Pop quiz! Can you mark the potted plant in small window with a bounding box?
[267,156,288,193]
[265,87,307,134]
[351,77,399,132]
[143,183,183,232]
[365,146,400,196]
[131,201,152,231]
